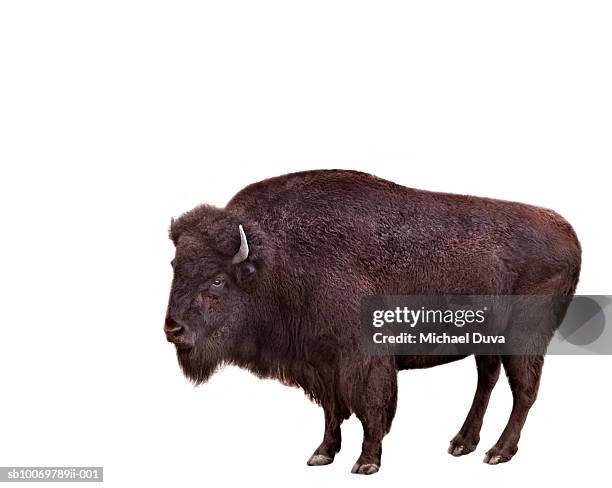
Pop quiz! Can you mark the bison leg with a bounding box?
[307,404,344,466]
[449,355,501,456]
[484,355,544,464]
[351,359,397,475]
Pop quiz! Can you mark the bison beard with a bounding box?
[176,344,224,385]
[164,169,581,475]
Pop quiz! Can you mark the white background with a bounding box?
[1,1,610,487]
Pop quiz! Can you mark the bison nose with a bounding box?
[164,315,194,350]
[164,317,185,342]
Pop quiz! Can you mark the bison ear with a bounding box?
[236,262,257,287]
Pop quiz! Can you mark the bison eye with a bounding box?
[211,277,224,289]
[208,277,226,296]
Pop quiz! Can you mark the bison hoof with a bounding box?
[351,463,380,475]
[483,448,514,465]
[307,454,333,466]
[448,440,477,457]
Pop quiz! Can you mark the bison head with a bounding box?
[165,205,263,384]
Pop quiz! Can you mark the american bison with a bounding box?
[164,170,581,474]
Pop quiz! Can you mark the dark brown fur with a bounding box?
[165,170,581,473]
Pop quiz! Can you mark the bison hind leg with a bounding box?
[484,354,544,464]
[449,355,501,457]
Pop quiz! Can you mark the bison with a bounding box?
[164,170,581,474]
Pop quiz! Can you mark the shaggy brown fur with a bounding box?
[164,170,581,474]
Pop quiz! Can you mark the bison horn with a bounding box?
[232,224,249,264]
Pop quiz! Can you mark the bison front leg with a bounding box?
[351,358,398,475]
[449,355,501,456]
[307,404,344,466]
